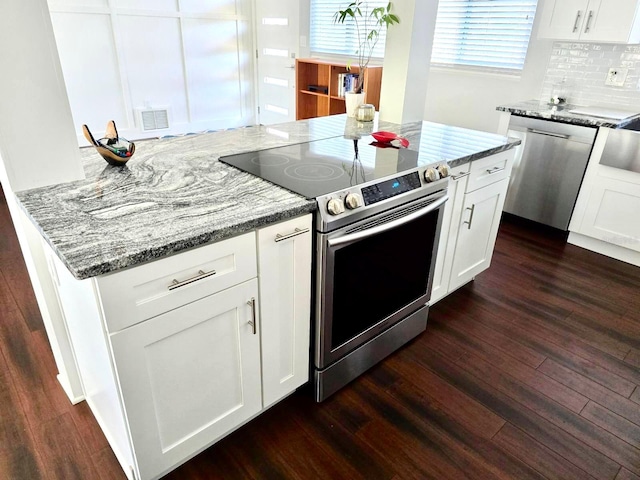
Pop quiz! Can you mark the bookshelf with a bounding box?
[295,58,383,120]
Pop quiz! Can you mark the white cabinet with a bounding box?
[538,0,640,43]
[110,280,262,480]
[430,164,470,304]
[48,215,312,480]
[448,178,510,291]
[569,128,640,266]
[257,215,312,408]
[431,150,514,304]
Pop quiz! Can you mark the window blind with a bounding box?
[310,0,388,58]
[431,0,538,71]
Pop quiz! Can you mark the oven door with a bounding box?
[315,191,448,369]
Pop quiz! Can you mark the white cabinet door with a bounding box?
[449,178,509,292]
[257,215,312,408]
[582,0,640,43]
[578,175,640,253]
[430,165,470,304]
[538,0,589,39]
[110,279,262,480]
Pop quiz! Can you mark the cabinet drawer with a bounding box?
[467,151,514,193]
[97,232,257,332]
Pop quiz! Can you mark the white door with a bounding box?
[430,165,470,304]
[258,215,312,408]
[449,178,509,292]
[254,0,300,125]
[110,279,262,480]
[582,0,638,42]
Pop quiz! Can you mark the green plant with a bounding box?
[333,1,400,94]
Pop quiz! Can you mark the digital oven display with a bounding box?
[362,172,422,206]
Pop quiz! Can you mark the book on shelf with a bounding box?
[337,73,359,97]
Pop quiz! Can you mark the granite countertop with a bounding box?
[16,115,518,280]
[496,100,640,129]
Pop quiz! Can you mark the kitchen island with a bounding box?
[16,114,519,480]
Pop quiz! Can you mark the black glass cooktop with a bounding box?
[219,136,425,199]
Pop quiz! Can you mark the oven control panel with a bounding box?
[362,172,422,206]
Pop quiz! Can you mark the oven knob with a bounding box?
[437,164,450,179]
[327,198,345,216]
[345,193,363,210]
[424,167,440,183]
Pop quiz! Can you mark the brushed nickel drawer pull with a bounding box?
[463,205,476,230]
[486,166,506,175]
[247,297,257,334]
[168,269,216,290]
[275,227,310,243]
[451,171,471,181]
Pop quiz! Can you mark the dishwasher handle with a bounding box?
[527,128,570,140]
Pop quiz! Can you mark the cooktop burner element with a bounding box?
[250,153,290,167]
[284,163,345,182]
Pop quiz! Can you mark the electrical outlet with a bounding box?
[605,67,628,87]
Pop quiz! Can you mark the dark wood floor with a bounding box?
[2,185,640,480]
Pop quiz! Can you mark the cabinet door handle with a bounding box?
[451,171,470,181]
[168,269,216,290]
[486,166,506,175]
[584,10,593,33]
[528,128,570,139]
[275,227,310,243]
[573,10,582,33]
[247,297,257,335]
[463,205,476,230]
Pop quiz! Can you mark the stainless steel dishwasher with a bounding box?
[505,116,597,230]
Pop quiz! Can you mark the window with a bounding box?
[310,0,388,58]
[431,0,538,72]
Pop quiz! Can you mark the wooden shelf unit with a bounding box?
[295,58,382,120]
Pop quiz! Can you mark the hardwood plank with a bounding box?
[0,351,47,480]
[625,348,640,368]
[427,318,590,414]
[383,354,507,439]
[33,412,99,480]
[632,387,640,405]
[91,447,127,480]
[0,188,43,333]
[453,282,640,393]
[538,358,640,427]
[0,271,70,425]
[581,401,640,449]
[401,345,621,480]
[436,300,547,368]
[492,422,598,480]
[617,468,640,480]
[455,350,640,477]
[352,375,546,480]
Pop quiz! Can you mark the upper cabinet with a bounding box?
[538,0,640,43]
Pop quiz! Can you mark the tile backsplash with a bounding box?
[541,42,640,110]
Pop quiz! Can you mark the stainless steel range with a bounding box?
[220,136,449,401]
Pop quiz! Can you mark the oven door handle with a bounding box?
[328,194,449,248]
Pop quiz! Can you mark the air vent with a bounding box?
[135,107,170,131]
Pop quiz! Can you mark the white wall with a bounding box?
[47,0,256,143]
[423,0,555,133]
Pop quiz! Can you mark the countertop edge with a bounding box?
[496,104,640,129]
[18,196,317,280]
[447,139,521,168]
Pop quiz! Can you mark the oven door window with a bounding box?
[329,208,438,351]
